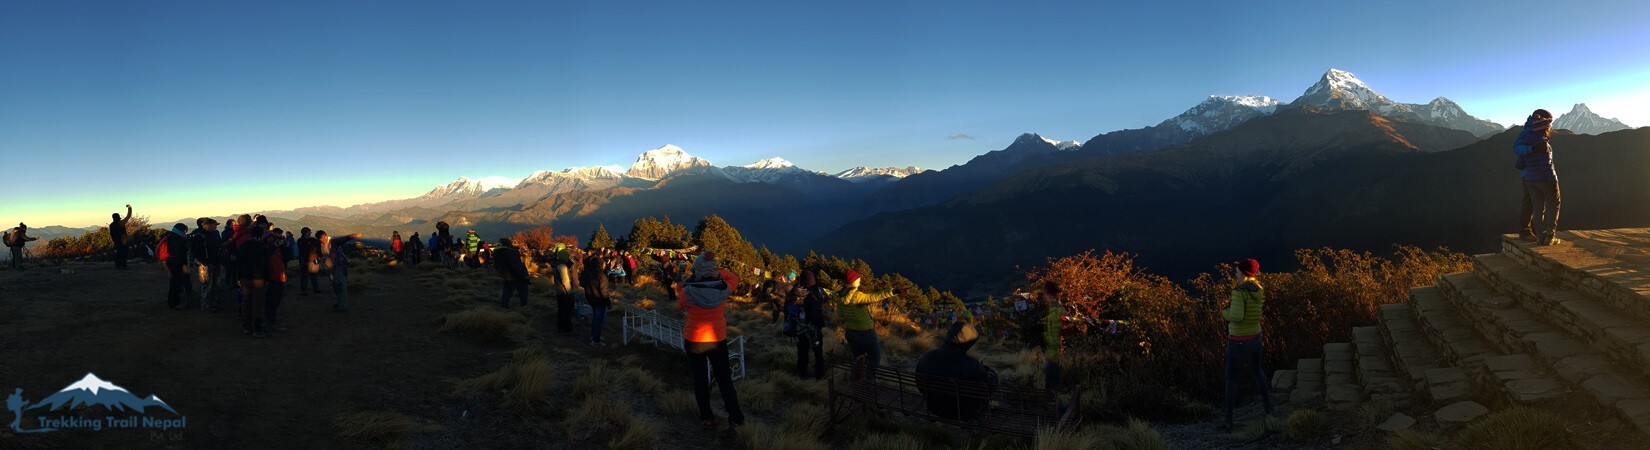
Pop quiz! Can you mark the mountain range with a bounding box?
[56,68,1641,296]
[1554,103,1632,135]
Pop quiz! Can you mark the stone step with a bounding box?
[1350,326,1410,406]
[1500,230,1650,321]
[1379,303,1445,383]
[1410,287,1494,372]
[1436,271,1564,356]
[1290,358,1325,404]
[1474,253,1650,374]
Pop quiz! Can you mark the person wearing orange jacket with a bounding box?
[675,251,744,434]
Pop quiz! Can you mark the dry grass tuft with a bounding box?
[334,411,442,448]
[451,346,557,413]
[1092,419,1169,450]
[1388,428,1445,450]
[740,420,829,450]
[573,360,615,399]
[1454,406,1580,450]
[766,371,827,403]
[608,415,661,450]
[654,389,696,416]
[446,277,474,290]
[780,403,829,440]
[347,272,373,294]
[438,306,531,342]
[617,365,665,396]
[565,393,634,440]
[848,432,926,450]
[734,377,777,411]
[1036,426,1101,450]
[1284,409,1327,442]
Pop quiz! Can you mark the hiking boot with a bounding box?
[1542,233,1562,246]
[700,419,717,431]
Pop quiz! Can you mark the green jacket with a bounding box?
[834,287,895,331]
[1044,302,1063,360]
[465,234,482,252]
[1223,279,1264,337]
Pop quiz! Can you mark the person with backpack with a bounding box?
[915,321,999,421]
[1515,108,1562,245]
[832,269,898,380]
[320,231,361,312]
[391,231,404,262]
[157,223,192,310]
[5,223,37,270]
[188,218,225,312]
[552,243,576,334]
[264,227,291,331]
[675,252,744,434]
[493,238,531,308]
[1222,258,1272,432]
[236,220,273,338]
[580,249,613,346]
[787,270,828,379]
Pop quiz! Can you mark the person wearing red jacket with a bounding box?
[391,231,404,262]
[675,251,744,434]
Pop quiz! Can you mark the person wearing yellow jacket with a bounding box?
[1222,258,1272,432]
[833,270,897,380]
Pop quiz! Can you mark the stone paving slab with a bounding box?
[1584,373,1650,407]
[1435,401,1488,424]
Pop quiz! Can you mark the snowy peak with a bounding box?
[1011,133,1080,150]
[59,372,128,395]
[626,145,713,180]
[519,166,625,187]
[1295,68,1402,114]
[1168,95,1281,134]
[742,157,796,169]
[1554,103,1631,135]
[422,176,520,199]
[835,166,928,183]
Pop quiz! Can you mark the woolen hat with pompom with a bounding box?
[845,269,861,285]
[1238,258,1260,277]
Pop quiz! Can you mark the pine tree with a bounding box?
[691,215,759,269]
[588,224,613,250]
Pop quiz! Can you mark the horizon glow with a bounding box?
[4,1,1649,227]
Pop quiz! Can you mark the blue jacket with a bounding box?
[1514,116,1556,182]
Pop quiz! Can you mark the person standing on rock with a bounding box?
[676,251,744,434]
[5,223,38,270]
[110,204,133,269]
[1221,258,1273,432]
[1515,108,1562,245]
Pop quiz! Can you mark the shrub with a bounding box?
[438,306,531,342]
[334,411,442,447]
[1453,407,1580,450]
[1284,409,1327,442]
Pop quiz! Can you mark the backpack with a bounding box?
[155,235,174,261]
[2,229,15,247]
[783,303,804,337]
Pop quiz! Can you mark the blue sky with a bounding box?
[4,1,1648,227]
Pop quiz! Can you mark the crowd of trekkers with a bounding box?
[0,108,1568,436]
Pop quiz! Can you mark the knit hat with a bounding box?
[845,270,861,286]
[173,223,188,232]
[1238,258,1260,277]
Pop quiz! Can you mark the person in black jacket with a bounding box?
[494,238,531,308]
[110,204,133,269]
[789,270,828,379]
[188,218,225,312]
[296,228,321,295]
[160,223,191,310]
[915,321,999,421]
[236,222,272,338]
[580,250,613,347]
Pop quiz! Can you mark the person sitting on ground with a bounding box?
[915,321,999,421]
[493,238,530,308]
[5,223,39,270]
[676,251,744,434]
[1221,258,1273,432]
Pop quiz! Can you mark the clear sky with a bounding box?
[4,1,1648,227]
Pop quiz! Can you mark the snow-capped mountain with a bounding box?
[517,165,626,188]
[743,157,796,170]
[720,157,820,183]
[626,145,714,180]
[1554,103,1631,135]
[835,166,928,183]
[1292,69,1501,137]
[1168,95,1281,135]
[421,176,520,199]
[29,373,178,415]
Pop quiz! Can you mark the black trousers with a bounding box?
[265,281,285,323]
[556,292,575,333]
[687,340,744,425]
[500,279,529,307]
[796,328,825,379]
[165,259,189,307]
[114,241,129,268]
